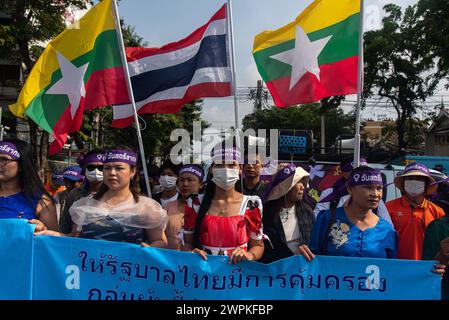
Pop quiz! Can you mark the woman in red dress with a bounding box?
[183,145,265,264]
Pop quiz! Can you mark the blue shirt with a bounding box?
[309,207,398,259]
[0,192,38,220]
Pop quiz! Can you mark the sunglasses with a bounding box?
[85,164,104,172]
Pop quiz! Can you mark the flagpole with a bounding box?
[112,0,152,198]
[354,0,364,168]
[226,0,240,129]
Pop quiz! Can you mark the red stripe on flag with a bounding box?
[112,82,232,128]
[266,56,359,107]
[126,4,227,61]
[84,66,129,110]
[49,97,85,155]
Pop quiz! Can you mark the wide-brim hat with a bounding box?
[266,165,310,202]
[394,163,437,195]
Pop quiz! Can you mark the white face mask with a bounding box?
[160,175,178,190]
[404,180,426,197]
[212,168,240,190]
[85,169,103,183]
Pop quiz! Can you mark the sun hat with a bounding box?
[263,163,310,202]
[394,162,437,195]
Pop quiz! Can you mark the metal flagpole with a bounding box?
[227,0,240,129]
[112,0,152,198]
[353,0,365,168]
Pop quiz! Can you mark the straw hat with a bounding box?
[394,162,437,195]
[265,163,310,202]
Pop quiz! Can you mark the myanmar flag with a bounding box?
[9,0,129,154]
[253,0,360,107]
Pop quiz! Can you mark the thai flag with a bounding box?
[112,4,232,128]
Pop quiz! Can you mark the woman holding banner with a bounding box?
[183,143,265,264]
[259,163,314,263]
[0,139,58,231]
[164,164,204,250]
[297,166,398,260]
[36,148,168,247]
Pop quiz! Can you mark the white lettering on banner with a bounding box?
[65,265,80,290]
[365,265,380,290]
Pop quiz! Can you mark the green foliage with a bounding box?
[363,4,441,151]
[417,0,449,85]
[242,104,355,147]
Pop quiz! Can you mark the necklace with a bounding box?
[104,192,132,208]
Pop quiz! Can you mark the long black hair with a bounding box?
[93,147,140,202]
[193,165,243,249]
[1,139,54,209]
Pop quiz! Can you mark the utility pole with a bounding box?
[254,80,263,111]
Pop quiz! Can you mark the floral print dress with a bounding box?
[309,207,398,259]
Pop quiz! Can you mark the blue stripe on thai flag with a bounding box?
[112,4,232,128]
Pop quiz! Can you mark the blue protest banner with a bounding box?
[0,219,35,300]
[32,233,441,300]
[0,220,441,300]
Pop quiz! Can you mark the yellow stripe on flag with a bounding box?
[253,0,360,54]
[10,0,116,118]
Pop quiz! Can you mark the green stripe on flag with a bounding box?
[25,29,121,131]
[254,13,359,82]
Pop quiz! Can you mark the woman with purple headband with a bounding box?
[164,164,204,250]
[36,148,168,247]
[183,143,265,264]
[297,166,398,260]
[0,139,58,231]
[59,149,106,234]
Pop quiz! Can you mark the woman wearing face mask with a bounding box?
[37,149,168,247]
[259,163,314,263]
[183,144,265,264]
[297,166,398,260]
[153,160,180,207]
[386,162,445,260]
[164,164,204,250]
[58,150,106,234]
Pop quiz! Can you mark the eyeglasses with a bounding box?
[0,158,18,166]
[86,165,104,172]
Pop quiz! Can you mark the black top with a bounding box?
[260,201,315,264]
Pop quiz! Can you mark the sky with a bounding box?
[115,0,423,129]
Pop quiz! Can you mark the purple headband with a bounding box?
[0,142,20,159]
[261,163,297,202]
[105,149,138,166]
[341,158,368,173]
[347,169,383,187]
[80,152,106,166]
[211,147,242,164]
[320,170,387,203]
[179,165,204,181]
[404,162,430,175]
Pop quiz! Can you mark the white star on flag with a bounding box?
[271,26,332,91]
[46,51,89,119]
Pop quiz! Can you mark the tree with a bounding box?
[0,0,90,174]
[242,103,355,150]
[417,0,449,84]
[363,4,441,153]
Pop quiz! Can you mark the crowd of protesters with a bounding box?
[0,138,448,298]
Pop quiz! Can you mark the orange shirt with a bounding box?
[386,195,445,260]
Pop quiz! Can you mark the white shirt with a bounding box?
[161,193,179,207]
[280,205,301,253]
[313,187,393,226]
